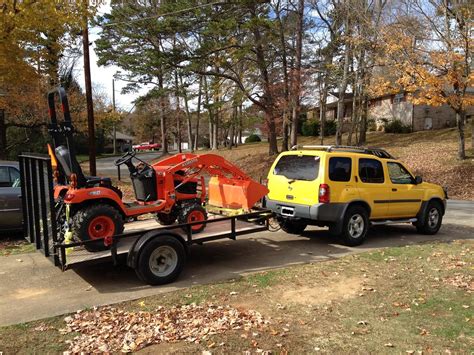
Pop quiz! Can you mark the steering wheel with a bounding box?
[114,151,136,166]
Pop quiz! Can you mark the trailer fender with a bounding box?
[127,230,188,269]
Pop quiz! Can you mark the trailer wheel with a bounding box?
[71,204,124,252]
[135,236,186,285]
[178,203,207,233]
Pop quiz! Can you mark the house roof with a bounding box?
[107,131,134,141]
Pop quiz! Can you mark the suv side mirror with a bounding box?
[415,176,423,184]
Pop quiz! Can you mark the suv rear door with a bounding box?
[356,157,391,219]
[267,153,321,206]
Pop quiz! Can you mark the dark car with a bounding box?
[0,161,22,231]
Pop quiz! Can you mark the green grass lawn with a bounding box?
[1,239,472,353]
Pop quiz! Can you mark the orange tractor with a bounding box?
[47,87,268,248]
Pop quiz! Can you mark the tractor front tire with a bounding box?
[71,204,124,252]
[177,203,207,234]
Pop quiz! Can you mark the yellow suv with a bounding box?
[266,145,447,246]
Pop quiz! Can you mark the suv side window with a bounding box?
[329,157,352,182]
[359,158,384,183]
[387,162,415,184]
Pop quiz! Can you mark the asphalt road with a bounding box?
[0,200,472,326]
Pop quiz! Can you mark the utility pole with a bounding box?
[112,79,116,154]
[82,6,96,176]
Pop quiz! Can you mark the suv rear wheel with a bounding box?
[339,206,369,246]
[279,219,307,235]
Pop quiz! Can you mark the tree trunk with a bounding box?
[194,76,203,151]
[319,88,328,145]
[266,110,279,155]
[281,114,289,151]
[456,111,466,159]
[0,109,6,159]
[290,0,305,148]
[336,20,351,145]
[358,97,368,146]
[179,74,193,152]
[158,74,168,154]
[238,103,243,144]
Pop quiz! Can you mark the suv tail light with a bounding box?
[319,184,330,203]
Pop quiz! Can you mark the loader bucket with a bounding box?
[208,176,269,210]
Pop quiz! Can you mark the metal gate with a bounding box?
[19,153,60,266]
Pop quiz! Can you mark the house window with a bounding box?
[393,93,406,105]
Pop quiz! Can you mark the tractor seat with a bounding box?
[85,176,112,188]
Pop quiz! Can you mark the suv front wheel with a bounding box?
[416,201,443,235]
[339,206,369,246]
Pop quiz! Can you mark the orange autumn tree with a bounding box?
[374,0,473,159]
[0,0,98,158]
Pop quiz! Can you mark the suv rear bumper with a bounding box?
[265,198,347,223]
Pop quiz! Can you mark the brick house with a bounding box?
[307,91,473,131]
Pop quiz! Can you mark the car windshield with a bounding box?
[273,155,320,181]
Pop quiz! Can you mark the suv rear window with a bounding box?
[329,157,352,182]
[359,158,384,183]
[273,155,320,181]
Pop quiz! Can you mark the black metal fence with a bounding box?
[19,153,60,266]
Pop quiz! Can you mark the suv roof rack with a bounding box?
[290,145,394,159]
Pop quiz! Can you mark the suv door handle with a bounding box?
[392,188,397,192]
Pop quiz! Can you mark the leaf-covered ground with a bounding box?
[0,239,472,353]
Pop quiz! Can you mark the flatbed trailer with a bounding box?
[19,153,272,285]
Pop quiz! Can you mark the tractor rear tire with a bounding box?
[71,204,124,252]
[177,203,207,234]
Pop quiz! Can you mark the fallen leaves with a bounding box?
[60,303,270,353]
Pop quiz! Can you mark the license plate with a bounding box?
[281,206,295,217]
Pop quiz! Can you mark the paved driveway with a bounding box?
[0,200,472,326]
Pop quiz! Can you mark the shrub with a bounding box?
[367,119,376,132]
[384,119,412,134]
[302,120,319,136]
[323,120,337,136]
[245,134,261,143]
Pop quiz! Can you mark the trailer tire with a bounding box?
[135,236,186,285]
[178,203,207,233]
[71,204,124,252]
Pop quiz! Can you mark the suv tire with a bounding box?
[279,219,307,235]
[340,205,369,246]
[416,201,443,235]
